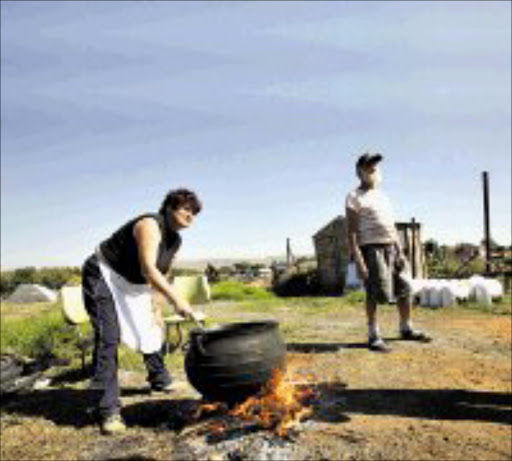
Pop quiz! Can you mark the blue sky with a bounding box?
[1,1,511,269]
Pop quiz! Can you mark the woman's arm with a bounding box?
[133,217,195,319]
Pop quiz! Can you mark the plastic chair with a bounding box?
[60,286,92,373]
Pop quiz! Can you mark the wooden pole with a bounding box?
[411,218,417,279]
[482,172,491,274]
[286,237,292,269]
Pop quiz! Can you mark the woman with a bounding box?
[82,188,202,434]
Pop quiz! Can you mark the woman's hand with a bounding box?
[134,218,197,321]
[174,299,194,319]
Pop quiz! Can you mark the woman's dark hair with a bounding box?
[159,188,202,216]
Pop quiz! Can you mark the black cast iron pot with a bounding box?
[184,320,286,404]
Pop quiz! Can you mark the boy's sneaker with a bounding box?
[400,329,432,342]
[368,336,392,353]
[101,413,126,435]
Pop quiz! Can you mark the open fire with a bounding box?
[194,366,319,438]
[173,363,349,460]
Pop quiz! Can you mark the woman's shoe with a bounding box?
[150,382,175,394]
[101,413,126,435]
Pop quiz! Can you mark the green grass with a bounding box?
[0,299,201,373]
[1,287,509,374]
[0,302,69,357]
[211,280,276,301]
[226,290,365,314]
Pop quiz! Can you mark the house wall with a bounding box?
[313,216,349,294]
[396,222,425,279]
[313,216,425,293]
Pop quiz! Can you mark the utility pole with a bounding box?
[482,171,491,274]
[286,237,294,269]
[411,217,416,279]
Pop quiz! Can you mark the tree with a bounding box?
[12,267,37,286]
[481,237,500,251]
[423,239,440,258]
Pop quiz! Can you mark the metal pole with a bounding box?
[482,172,491,274]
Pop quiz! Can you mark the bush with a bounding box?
[272,269,320,297]
[0,271,16,297]
[37,267,81,290]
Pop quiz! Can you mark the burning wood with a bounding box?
[193,401,228,420]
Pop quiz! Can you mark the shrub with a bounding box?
[0,271,16,297]
[272,269,320,297]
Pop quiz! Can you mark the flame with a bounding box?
[228,367,317,437]
[207,420,228,435]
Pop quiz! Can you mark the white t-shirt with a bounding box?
[345,187,397,246]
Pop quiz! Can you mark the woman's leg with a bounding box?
[82,255,122,418]
[143,345,172,390]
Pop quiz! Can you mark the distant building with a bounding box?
[313,216,425,294]
[312,217,348,294]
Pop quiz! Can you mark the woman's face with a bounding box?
[171,204,195,229]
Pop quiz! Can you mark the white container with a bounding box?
[454,280,470,301]
[440,285,456,307]
[485,279,503,299]
[474,283,492,306]
[427,281,442,308]
[419,283,430,306]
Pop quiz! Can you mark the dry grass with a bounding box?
[1,295,511,460]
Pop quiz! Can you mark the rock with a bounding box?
[6,284,57,303]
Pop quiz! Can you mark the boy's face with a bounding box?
[359,163,382,187]
[172,204,196,229]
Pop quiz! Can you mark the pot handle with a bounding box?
[164,323,184,355]
[181,339,190,353]
[192,334,207,356]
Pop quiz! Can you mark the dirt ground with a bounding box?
[1,301,511,461]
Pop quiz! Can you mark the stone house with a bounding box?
[313,216,425,294]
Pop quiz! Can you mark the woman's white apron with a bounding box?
[95,249,163,354]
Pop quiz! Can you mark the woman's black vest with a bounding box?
[99,213,181,284]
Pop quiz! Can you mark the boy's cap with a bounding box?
[356,153,383,170]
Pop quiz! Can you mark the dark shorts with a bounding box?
[361,244,412,304]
